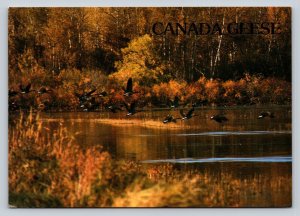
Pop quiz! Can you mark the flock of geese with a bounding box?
[9,78,275,124]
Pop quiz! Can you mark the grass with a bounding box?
[9,112,292,207]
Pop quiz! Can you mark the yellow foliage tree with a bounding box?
[110,34,166,86]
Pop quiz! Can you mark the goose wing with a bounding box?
[174,96,180,107]
[86,89,96,97]
[38,87,46,93]
[163,115,171,122]
[19,84,25,91]
[166,98,172,107]
[129,102,136,111]
[74,92,82,98]
[25,83,31,92]
[179,109,185,117]
[99,91,107,97]
[186,107,194,117]
[123,102,130,111]
[126,78,133,91]
[222,115,228,121]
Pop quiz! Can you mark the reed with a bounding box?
[9,112,291,207]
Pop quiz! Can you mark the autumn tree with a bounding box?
[110,34,167,86]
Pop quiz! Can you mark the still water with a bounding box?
[39,105,291,207]
[40,106,291,162]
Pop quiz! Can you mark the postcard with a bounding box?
[8,7,291,207]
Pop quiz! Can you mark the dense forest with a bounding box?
[8,7,291,111]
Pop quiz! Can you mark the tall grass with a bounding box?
[9,112,115,207]
[9,112,291,207]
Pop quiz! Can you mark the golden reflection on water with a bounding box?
[40,107,291,161]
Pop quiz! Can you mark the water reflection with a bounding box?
[39,106,291,162]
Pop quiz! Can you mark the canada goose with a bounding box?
[38,87,53,94]
[257,111,274,119]
[124,101,140,116]
[163,114,179,123]
[99,91,108,97]
[210,114,228,123]
[180,107,197,120]
[80,97,100,111]
[9,89,18,97]
[9,100,19,111]
[19,84,34,94]
[75,89,96,104]
[123,78,136,96]
[106,104,123,113]
[167,96,180,109]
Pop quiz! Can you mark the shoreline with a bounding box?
[9,104,292,115]
[40,118,190,130]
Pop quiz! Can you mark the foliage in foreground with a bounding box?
[9,113,291,207]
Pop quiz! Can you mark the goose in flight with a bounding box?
[210,114,228,123]
[106,104,123,113]
[124,101,140,116]
[163,114,179,123]
[19,84,34,94]
[38,87,53,95]
[180,107,197,120]
[75,89,96,104]
[257,111,275,119]
[9,89,19,97]
[167,96,180,109]
[98,91,108,97]
[123,78,137,96]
